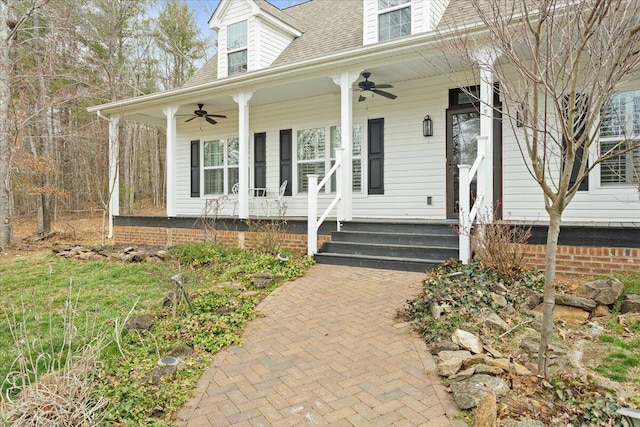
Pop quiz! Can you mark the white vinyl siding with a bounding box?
[256,19,295,69]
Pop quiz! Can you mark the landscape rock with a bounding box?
[462,354,487,369]
[472,392,497,427]
[451,329,483,354]
[251,273,282,288]
[523,293,543,310]
[486,358,532,376]
[483,345,503,358]
[126,314,155,332]
[491,292,508,307]
[473,363,504,375]
[500,420,545,427]
[575,278,624,305]
[483,312,510,332]
[448,367,476,382]
[450,374,509,409]
[147,364,177,385]
[533,303,590,323]
[429,339,459,354]
[621,294,640,313]
[554,294,597,311]
[593,304,611,317]
[167,344,195,358]
[437,350,472,377]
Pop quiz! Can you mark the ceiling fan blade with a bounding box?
[358,95,366,102]
[372,89,397,100]
[373,83,393,89]
[205,117,217,125]
[206,114,227,119]
[185,116,197,122]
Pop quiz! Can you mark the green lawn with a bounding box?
[0,245,313,426]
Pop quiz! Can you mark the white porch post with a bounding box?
[233,91,254,219]
[163,106,178,217]
[458,164,471,263]
[477,49,497,221]
[107,115,120,238]
[331,72,359,222]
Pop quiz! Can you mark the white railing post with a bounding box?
[335,148,344,227]
[458,164,471,264]
[307,174,319,256]
[476,135,487,218]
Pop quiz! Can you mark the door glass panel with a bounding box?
[451,111,480,215]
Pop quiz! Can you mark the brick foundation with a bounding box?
[114,225,330,255]
[520,244,640,276]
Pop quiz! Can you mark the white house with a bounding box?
[88,0,640,274]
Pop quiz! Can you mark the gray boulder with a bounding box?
[575,278,624,305]
[437,350,472,377]
[621,294,640,313]
[451,329,483,354]
[555,294,597,311]
[450,374,509,409]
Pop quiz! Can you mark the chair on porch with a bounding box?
[230,182,240,215]
[265,180,287,217]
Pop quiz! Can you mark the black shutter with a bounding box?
[254,132,267,196]
[190,140,200,197]
[368,118,384,195]
[279,129,292,196]
[563,94,589,191]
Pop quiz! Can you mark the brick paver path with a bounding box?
[177,265,461,426]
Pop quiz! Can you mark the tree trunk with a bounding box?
[537,206,561,377]
[0,1,12,248]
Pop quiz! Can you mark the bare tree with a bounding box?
[439,0,640,377]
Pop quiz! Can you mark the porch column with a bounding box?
[233,91,253,219]
[107,114,120,238]
[476,48,497,222]
[163,106,178,217]
[331,71,360,221]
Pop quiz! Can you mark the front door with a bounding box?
[446,89,502,219]
[446,107,480,218]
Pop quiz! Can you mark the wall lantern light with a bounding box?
[423,115,433,137]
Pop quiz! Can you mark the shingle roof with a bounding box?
[271,0,362,67]
[182,55,218,88]
[181,0,362,88]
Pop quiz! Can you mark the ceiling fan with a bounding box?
[356,72,397,101]
[178,104,226,125]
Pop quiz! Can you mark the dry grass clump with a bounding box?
[1,286,109,426]
[473,219,532,279]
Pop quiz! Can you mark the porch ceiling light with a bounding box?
[423,115,433,137]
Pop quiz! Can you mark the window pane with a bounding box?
[203,140,224,167]
[204,169,224,194]
[228,167,239,193]
[379,7,411,41]
[227,20,247,50]
[227,137,239,166]
[228,50,247,76]
[378,0,410,9]
[297,128,325,160]
[298,162,325,193]
[330,124,363,157]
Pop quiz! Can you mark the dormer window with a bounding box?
[378,0,411,42]
[227,20,247,76]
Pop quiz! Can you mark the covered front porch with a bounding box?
[91,35,501,262]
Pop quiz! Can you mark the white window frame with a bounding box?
[227,20,247,76]
[294,123,365,194]
[598,89,640,187]
[377,0,412,42]
[330,123,363,193]
[202,137,240,195]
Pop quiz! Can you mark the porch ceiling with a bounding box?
[112,46,470,126]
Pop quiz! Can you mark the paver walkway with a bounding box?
[177,265,462,427]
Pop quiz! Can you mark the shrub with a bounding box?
[473,218,532,280]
